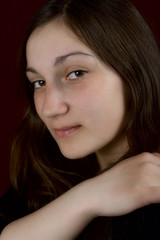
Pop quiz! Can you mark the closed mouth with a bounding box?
[54,125,81,137]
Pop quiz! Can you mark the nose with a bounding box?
[40,86,69,118]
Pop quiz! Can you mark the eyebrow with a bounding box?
[26,51,93,74]
[54,51,92,66]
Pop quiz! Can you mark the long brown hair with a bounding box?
[10,0,160,214]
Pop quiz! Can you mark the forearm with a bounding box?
[0,183,93,240]
[2,153,160,239]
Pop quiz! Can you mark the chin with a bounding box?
[60,148,91,160]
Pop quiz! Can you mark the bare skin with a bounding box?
[1,152,160,240]
[2,18,160,240]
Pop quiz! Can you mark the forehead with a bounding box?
[26,19,93,59]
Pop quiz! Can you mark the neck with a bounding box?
[96,136,128,171]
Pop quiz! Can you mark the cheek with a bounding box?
[85,82,126,129]
[71,87,100,122]
[33,94,43,119]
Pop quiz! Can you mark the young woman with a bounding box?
[1,0,160,239]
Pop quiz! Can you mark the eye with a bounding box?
[32,80,45,89]
[67,70,86,80]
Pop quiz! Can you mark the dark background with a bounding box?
[0,0,159,198]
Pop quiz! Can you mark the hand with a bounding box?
[79,152,160,218]
[2,152,160,240]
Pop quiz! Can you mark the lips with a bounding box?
[54,125,81,137]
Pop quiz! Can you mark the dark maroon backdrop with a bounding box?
[0,0,159,198]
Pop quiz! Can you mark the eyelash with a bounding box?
[30,70,87,90]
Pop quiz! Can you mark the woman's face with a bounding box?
[26,19,127,160]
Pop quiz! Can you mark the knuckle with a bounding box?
[139,152,156,168]
[140,152,153,161]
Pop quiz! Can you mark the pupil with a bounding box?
[76,71,83,77]
[39,80,44,86]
